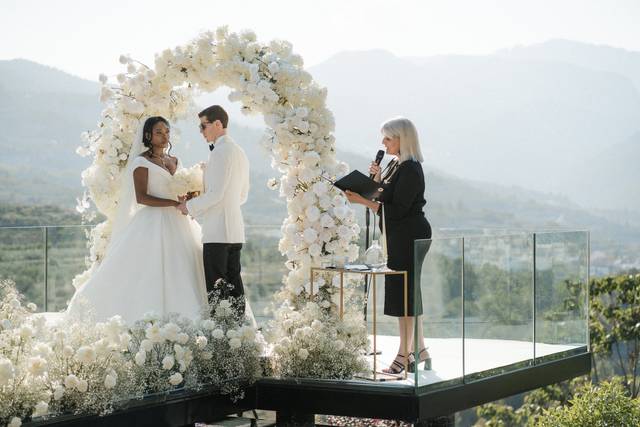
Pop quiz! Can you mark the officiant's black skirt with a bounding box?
[384,215,432,317]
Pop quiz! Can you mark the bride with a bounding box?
[65,116,208,323]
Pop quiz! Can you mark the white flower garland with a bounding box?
[75,27,367,376]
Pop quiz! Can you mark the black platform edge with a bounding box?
[417,351,591,420]
[23,385,257,427]
[256,352,591,423]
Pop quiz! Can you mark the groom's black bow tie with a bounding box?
[209,144,215,152]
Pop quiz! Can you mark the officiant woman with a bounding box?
[344,117,432,375]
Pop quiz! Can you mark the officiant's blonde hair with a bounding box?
[381,117,423,163]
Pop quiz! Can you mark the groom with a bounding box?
[177,105,250,318]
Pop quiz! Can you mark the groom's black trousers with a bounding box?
[203,243,245,317]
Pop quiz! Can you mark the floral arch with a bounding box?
[76,27,367,376]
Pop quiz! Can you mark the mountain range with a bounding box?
[1,41,639,273]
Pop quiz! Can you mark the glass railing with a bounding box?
[413,230,590,389]
[0,224,286,328]
[0,225,589,391]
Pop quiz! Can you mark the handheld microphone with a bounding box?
[370,150,385,179]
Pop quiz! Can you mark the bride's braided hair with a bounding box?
[142,116,173,155]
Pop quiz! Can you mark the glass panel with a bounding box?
[242,225,286,328]
[0,227,45,309]
[415,237,463,389]
[46,226,92,312]
[365,269,406,381]
[463,234,534,380]
[534,231,589,361]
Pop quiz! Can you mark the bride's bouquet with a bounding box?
[170,165,204,200]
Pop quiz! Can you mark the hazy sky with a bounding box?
[2,0,640,81]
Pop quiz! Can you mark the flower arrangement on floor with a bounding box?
[0,280,262,426]
[73,26,368,379]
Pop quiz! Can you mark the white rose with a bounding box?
[8,416,21,427]
[229,338,242,349]
[212,329,224,339]
[168,372,183,386]
[77,379,88,393]
[33,401,48,417]
[201,319,216,330]
[75,346,97,364]
[0,359,14,385]
[134,351,146,366]
[27,302,37,312]
[1,319,11,329]
[141,339,154,352]
[302,228,318,243]
[308,243,322,257]
[195,336,208,349]
[298,348,309,360]
[9,298,21,309]
[176,333,189,345]
[104,374,117,389]
[160,323,181,342]
[19,325,34,339]
[53,385,65,401]
[64,374,79,390]
[162,355,175,370]
[63,346,75,358]
[27,356,47,377]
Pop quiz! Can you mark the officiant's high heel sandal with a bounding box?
[408,347,432,372]
[382,353,410,375]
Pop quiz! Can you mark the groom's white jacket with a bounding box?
[186,135,250,244]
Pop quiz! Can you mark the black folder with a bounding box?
[333,170,382,200]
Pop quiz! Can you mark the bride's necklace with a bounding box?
[148,151,171,171]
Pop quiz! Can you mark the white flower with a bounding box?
[176,333,189,345]
[162,355,175,370]
[141,339,154,352]
[146,324,163,342]
[34,401,48,417]
[98,73,108,84]
[8,417,21,427]
[134,351,146,366]
[1,319,11,329]
[298,348,309,360]
[195,336,208,349]
[75,346,97,364]
[308,243,322,257]
[9,298,21,309]
[77,379,88,393]
[168,372,183,386]
[118,54,129,64]
[201,319,216,330]
[53,385,65,401]
[201,351,213,360]
[212,329,224,339]
[303,228,318,243]
[64,374,80,390]
[0,358,15,384]
[104,374,117,389]
[229,338,242,349]
[19,325,34,339]
[27,356,47,377]
[335,340,345,351]
[27,302,37,312]
[62,345,75,358]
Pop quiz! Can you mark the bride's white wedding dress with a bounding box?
[65,156,208,323]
